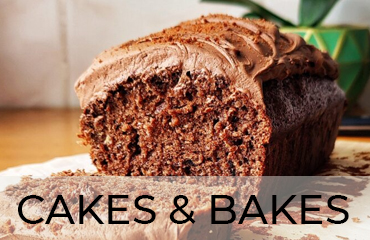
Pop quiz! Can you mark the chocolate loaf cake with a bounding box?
[75,14,345,176]
[0,173,235,239]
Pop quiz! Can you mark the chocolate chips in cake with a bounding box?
[75,14,345,176]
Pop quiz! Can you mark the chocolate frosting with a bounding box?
[75,14,338,109]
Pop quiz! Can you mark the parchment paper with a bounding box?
[1,140,370,239]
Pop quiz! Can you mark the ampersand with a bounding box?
[170,195,195,224]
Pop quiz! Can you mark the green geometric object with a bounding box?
[319,30,343,56]
[346,63,370,106]
[281,26,370,107]
[338,63,362,91]
[307,33,320,49]
[351,29,370,58]
[337,34,362,63]
[294,31,309,38]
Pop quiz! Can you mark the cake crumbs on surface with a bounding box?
[0,219,15,234]
[34,224,44,233]
[354,151,370,161]
[336,236,349,240]
[1,174,235,239]
[50,223,63,236]
[299,234,320,240]
[321,221,332,228]
[273,236,288,240]
[352,217,361,223]
[357,151,370,155]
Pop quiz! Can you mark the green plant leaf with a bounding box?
[242,12,262,19]
[201,0,295,26]
[299,0,338,27]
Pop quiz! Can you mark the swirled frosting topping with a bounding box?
[75,14,338,109]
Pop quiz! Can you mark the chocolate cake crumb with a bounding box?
[34,224,44,233]
[0,219,15,234]
[321,221,332,228]
[50,222,63,236]
[300,234,320,240]
[354,152,370,161]
[273,236,288,240]
[336,236,349,240]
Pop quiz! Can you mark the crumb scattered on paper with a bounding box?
[300,234,320,240]
[321,221,332,228]
[336,236,349,240]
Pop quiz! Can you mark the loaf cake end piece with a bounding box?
[75,14,345,176]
